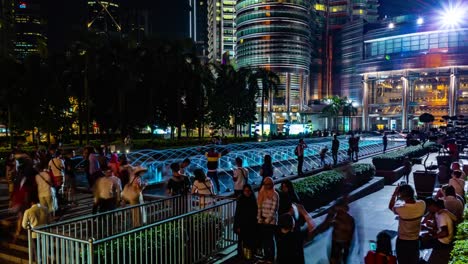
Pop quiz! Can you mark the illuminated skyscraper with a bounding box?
[236,0,311,125]
[311,0,380,99]
[13,0,47,60]
[87,0,121,35]
[207,0,236,63]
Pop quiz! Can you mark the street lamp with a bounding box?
[416,17,424,25]
[439,2,465,28]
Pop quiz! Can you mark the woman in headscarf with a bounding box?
[257,177,279,262]
[234,184,258,259]
[108,153,120,177]
[278,179,301,215]
[121,166,148,227]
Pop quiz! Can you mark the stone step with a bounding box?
[0,247,29,264]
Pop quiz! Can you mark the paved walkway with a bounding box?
[302,153,439,263]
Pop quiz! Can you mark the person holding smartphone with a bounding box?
[388,184,425,264]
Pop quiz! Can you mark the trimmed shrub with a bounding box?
[293,163,375,211]
[450,195,468,264]
[372,143,438,171]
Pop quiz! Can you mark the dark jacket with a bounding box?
[234,194,258,248]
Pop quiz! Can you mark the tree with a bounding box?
[321,96,347,131]
[419,113,435,132]
[342,101,358,132]
[251,68,279,136]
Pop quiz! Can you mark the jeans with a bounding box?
[207,171,219,193]
[396,238,420,264]
[297,156,304,175]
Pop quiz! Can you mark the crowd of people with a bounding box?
[387,159,466,264]
[5,145,152,243]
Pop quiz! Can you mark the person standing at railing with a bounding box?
[257,177,279,262]
[22,194,50,262]
[191,169,214,208]
[233,157,249,197]
[167,163,191,196]
[93,166,122,213]
[382,133,388,153]
[234,184,258,260]
[121,166,148,227]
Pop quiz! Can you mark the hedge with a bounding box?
[372,142,438,171]
[293,163,376,211]
[450,195,468,264]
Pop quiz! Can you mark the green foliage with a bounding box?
[293,170,345,200]
[372,143,436,170]
[93,212,223,262]
[293,163,375,209]
[449,194,468,263]
[451,236,468,264]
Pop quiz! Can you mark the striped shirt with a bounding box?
[258,192,279,225]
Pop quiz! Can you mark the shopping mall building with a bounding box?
[355,15,468,131]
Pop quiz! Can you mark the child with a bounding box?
[320,147,328,167]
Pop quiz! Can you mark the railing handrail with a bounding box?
[32,228,91,243]
[92,198,236,244]
[34,194,187,231]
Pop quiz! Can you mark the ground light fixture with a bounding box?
[388,22,395,29]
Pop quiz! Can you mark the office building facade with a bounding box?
[235,0,311,127]
[12,0,47,60]
[189,0,208,57]
[207,0,236,63]
[356,16,468,131]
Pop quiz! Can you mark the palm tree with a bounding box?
[342,101,358,132]
[252,68,280,137]
[321,96,346,131]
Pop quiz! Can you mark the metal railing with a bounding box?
[29,195,237,264]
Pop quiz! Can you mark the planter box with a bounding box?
[413,170,437,199]
[376,166,405,185]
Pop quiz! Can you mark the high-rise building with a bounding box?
[236,0,311,126]
[87,0,121,36]
[189,0,208,57]
[0,0,15,57]
[207,0,236,63]
[311,0,380,99]
[13,0,47,60]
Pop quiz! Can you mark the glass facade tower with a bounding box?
[235,0,311,127]
[207,0,236,63]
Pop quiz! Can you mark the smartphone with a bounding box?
[400,180,406,186]
[369,240,377,251]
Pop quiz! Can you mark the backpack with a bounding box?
[294,146,299,156]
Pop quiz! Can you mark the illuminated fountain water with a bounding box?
[127,137,405,193]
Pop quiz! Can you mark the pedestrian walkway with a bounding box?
[303,152,441,263]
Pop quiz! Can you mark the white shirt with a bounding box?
[393,200,426,240]
[449,178,465,197]
[35,171,52,197]
[444,196,464,222]
[192,179,214,196]
[94,176,122,200]
[233,167,248,191]
[435,210,454,244]
[22,204,50,238]
[48,158,65,177]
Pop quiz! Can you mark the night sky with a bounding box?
[379,0,446,17]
